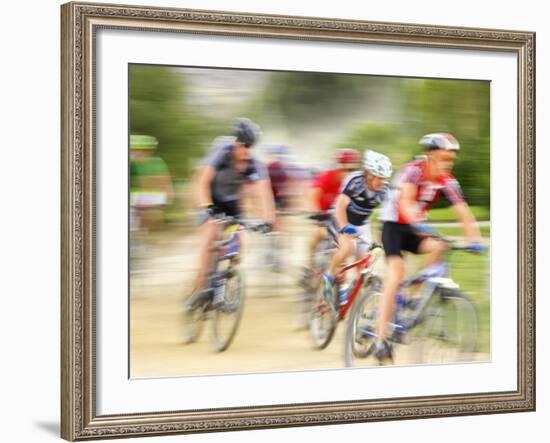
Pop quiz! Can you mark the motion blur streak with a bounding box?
[129,65,490,378]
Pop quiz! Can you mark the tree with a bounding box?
[129,65,221,180]
[401,79,490,207]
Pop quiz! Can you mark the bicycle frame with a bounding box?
[218,224,241,260]
[211,216,265,272]
[390,243,466,335]
[335,248,381,321]
[399,241,466,293]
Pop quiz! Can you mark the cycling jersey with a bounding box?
[201,137,268,205]
[312,168,345,211]
[130,154,171,207]
[380,158,464,224]
[340,171,388,226]
[267,159,289,204]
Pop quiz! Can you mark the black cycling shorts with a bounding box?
[274,197,288,211]
[212,200,241,218]
[382,222,424,257]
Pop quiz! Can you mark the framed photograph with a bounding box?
[61,1,535,440]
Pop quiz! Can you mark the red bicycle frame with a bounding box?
[335,254,375,321]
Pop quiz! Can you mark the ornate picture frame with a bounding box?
[61,1,535,440]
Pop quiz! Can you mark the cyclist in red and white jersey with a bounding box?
[374,133,485,363]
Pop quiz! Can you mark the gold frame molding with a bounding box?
[61,2,536,440]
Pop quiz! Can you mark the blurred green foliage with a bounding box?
[428,206,490,222]
[336,79,490,208]
[403,79,490,208]
[129,65,223,180]
[249,72,389,128]
[407,249,490,353]
[130,66,490,209]
[336,122,415,167]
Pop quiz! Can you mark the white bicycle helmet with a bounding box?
[363,150,392,179]
[419,132,460,151]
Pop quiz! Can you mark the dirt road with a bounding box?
[130,217,488,378]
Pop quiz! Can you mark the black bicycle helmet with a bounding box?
[232,117,261,147]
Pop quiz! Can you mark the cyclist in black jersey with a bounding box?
[322,150,392,298]
[187,118,276,305]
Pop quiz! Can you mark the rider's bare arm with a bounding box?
[253,178,276,224]
[452,202,482,243]
[309,187,323,212]
[398,182,423,224]
[334,194,351,230]
[197,165,215,208]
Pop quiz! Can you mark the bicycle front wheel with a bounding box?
[343,281,381,367]
[297,238,333,331]
[409,288,479,364]
[181,290,209,344]
[309,279,338,350]
[210,269,244,352]
[295,267,316,331]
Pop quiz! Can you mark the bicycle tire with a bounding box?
[295,267,316,331]
[182,295,207,344]
[343,278,382,367]
[210,269,244,352]
[308,278,338,350]
[409,288,479,364]
[296,237,333,331]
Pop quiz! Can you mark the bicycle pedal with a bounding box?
[186,289,213,310]
[373,341,394,365]
[210,294,225,309]
[405,298,422,310]
[390,327,407,344]
[364,344,375,358]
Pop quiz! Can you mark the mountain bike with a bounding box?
[295,213,337,330]
[344,236,481,367]
[182,215,267,352]
[309,236,384,350]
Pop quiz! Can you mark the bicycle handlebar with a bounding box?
[212,214,269,233]
[428,233,486,254]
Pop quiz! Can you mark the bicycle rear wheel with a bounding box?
[210,269,244,352]
[409,288,479,364]
[343,281,381,367]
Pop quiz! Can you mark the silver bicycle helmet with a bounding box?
[363,150,392,179]
[419,132,460,151]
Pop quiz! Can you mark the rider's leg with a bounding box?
[377,255,406,341]
[189,219,220,297]
[377,222,414,347]
[328,233,355,276]
[377,231,447,341]
[355,222,372,259]
[354,222,373,278]
[308,225,326,268]
[238,228,246,262]
[418,236,448,266]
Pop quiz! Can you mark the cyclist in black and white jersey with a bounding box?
[322,150,392,297]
